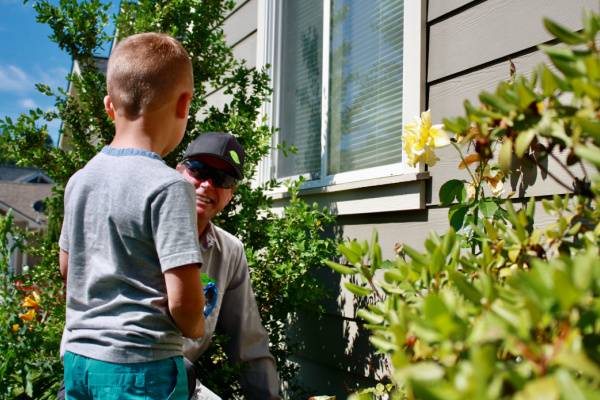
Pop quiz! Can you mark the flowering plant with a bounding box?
[0,212,64,399]
[403,110,450,167]
[330,12,600,400]
[403,108,511,249]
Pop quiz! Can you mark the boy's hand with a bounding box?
[164,264,205,338]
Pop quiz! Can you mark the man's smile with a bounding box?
[196,194,215,205]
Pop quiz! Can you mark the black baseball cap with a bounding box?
[183,132,245,179]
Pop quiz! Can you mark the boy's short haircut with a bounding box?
[107,32,193,118]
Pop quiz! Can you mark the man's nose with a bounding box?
[198,177,214,188]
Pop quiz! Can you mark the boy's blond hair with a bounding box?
[107,32,193,118]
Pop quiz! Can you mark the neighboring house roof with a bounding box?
[0,182,54,228]
[0,165,53,184]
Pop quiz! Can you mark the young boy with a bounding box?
[59,32,205,399]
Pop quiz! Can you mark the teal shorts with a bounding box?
[63,351,189,400]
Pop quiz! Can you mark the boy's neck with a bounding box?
[110,118,172,157]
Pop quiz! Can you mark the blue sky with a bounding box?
[0,0,116,145]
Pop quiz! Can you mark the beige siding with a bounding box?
[204,0,258,111]
[223,0,258,46]
[232,31,257,67]
[428,0,599,82]
[428,0,475,21]
[427,0,597,204]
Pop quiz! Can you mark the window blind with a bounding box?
[327,0,404,175]
[277,0,323,178]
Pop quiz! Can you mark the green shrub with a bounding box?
[0,213,64,399]
[328,12,600,400]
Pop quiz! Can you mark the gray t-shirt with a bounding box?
[183,223,280,399]
[59,146,203,363]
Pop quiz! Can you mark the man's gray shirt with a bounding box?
[183,223,280,399]
[59,147,203,363]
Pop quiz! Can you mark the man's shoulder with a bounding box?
[211,224,244,251]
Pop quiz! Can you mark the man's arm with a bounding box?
[164,264,205,338]
[59,249,68,285]
[219,250,280,400]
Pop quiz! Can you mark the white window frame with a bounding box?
[257,0,427,208]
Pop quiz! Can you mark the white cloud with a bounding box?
[20,98,37,109]
[0,65,30,93]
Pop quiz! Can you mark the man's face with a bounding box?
[177,156,235,223]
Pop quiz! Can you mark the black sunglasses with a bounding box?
[182,159,237,189]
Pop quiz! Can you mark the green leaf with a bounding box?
[338,242,362,265]
[449,270,482,304]
[369,335,398,352]
[430,247,445,275]
[539,44,576,61]
[396,362,445,382]
[402,244,429,267]
[555,370,587,400]
[543,18,587,45]
[344,282,372,297]
[439,179,466,206]
[575,117,600,144]
[384,269,405,283]
[515,129,536,157]
[443,117,469,134]
[448,204,469,231]
[324,260,357,275]
[357,309,384,325]
[479,200,499,219]
[540,65,566,95]
[515,376,559,400]
[498,138,513,172]
[369,229,382,273]
[552,58,586,78]
[479,91,517,113]
[515,78,537,109]
[553,268,580,310]
[574,144,600,167]
[554,350,600,381]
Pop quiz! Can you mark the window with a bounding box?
[259,0,425,191]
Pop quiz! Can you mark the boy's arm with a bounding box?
[164,264,205,338]
[59,249,68,285]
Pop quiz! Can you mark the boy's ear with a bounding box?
[104,95,116,120]
[175,163,185,173]
[175,92,193,119]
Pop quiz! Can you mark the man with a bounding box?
[57,132,280,399]
[178,132,280,400]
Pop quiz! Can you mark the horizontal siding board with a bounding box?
[429,48,549,121]
[232,31,257,67]
[337,207,451,260]
[428,0,599,82]
[223,0,257,46]
[428,0,476,21]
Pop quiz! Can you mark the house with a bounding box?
[0,165,52,184]
[207,0,600,396]
[0,166,53,274]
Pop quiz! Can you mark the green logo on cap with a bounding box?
[230,150,240,165]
